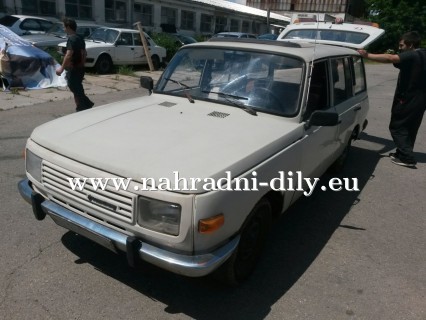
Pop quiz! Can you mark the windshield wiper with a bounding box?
[165,78,194,103]
[202,90,257,116]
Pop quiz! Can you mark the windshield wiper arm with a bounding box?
[202,90,257,116]
[165,78,194,103]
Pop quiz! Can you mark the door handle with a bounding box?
[354,105,361,111]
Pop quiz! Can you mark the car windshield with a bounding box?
[156,47,304,117]
[47,23,66,36]
[87,28,119,43]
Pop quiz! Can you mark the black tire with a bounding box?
[95,54,113,74]
[215,198,272,286]
[151,55,160,70]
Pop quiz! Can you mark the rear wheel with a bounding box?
[151,55,160,70]
[95,54,113,74]
[215,198,272,286]
[329,136,353,173]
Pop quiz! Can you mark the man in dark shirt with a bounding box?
[56,18,94,112]
[358,31,426,167]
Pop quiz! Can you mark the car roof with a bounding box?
[195,37,359,63]
[7,14,54,21]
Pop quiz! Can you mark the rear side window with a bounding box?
[0,15,19,27]
[39,20,53,32]
[20,19,43,31]
[351,56,366,94]
[331,57,353,105]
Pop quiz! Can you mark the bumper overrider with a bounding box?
[18,178,239,277]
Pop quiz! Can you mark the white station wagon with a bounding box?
[19,25,383,285]
[58,27,166,73]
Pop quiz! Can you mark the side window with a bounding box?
[20,19,42,31]
[331,57,352,105]
[39,20,53,32]
[134,33,142,46]
[117,33,133,45]
[352,56,366,94]
[304,60,329,120]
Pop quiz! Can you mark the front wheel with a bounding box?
[215,198,272,286]
[95,54,113,74]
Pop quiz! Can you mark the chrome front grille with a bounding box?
[41,161,134,223]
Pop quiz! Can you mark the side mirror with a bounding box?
[140,76,153,95]
[305,110,339,129]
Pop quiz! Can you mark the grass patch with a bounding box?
[117,65,135,76]
[44,47,63,64]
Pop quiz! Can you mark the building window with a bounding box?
[200,14,213,33]
[215,16,227,33]
[105,0,126,22]
[161,6,177,26]
[181,10,195,30]
[242,20,250,33]
[22,0,56,16]
[230,19,239,32]
[134,3,153,26]
[66,0,93,20]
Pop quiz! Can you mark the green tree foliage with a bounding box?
[366,0,426,52]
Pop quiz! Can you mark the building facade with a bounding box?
[0,0,290,36]
[246,0,365,20]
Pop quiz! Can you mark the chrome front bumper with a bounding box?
[18,178,239,277]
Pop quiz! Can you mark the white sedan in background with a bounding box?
[58,27,167,73]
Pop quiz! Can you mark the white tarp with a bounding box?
[0,25,66,90]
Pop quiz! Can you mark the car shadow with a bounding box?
[61,140,382,320]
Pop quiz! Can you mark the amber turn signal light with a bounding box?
[198,214,224,234]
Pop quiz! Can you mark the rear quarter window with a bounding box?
[0,15,19,26]
[352,56,366,94]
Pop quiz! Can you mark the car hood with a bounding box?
[31,95,303,193]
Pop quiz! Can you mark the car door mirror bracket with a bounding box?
[304,110,339,129]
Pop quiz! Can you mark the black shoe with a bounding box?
[389,152,397,160]
[391,156,416,168]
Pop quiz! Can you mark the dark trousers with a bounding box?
[66,68,94,112]
[389,93,426,163]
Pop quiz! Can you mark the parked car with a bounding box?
[19,27,383,285]
[168,33,197,46]
[277,21,385,49]
[58,27,166,73]
[22,21,101,49]
[0,15,55,35]
[257,33,278,40]
[212,31,257,39]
